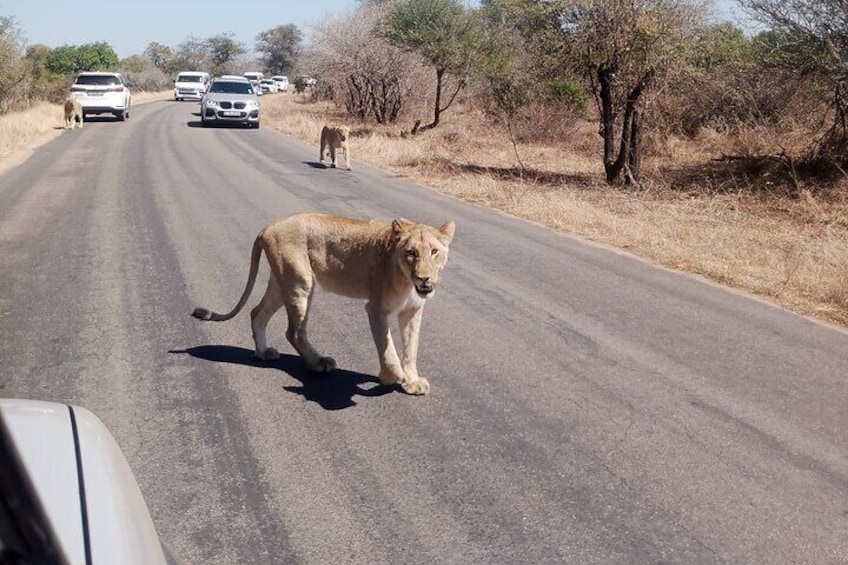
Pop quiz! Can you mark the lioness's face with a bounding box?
[338,126,349,143]
[392,219,456,298]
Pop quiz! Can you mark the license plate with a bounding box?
[222,111,241,117]
[88,91,105,97]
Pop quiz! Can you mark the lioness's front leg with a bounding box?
[398,306,429,395]
[366,302,408,389]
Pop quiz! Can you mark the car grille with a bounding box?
[219,101,248,110]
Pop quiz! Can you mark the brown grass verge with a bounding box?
[0,91,171,160]
[262,93,848,327]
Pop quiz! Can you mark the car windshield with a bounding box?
[178,75,202,83]
[209,81,254,94]
[75,75,120,86]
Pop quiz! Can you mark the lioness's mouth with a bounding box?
[416,285,434,297]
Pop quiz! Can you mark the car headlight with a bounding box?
[205,99,218,107]
[247,100,259,108]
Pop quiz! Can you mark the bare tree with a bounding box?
[0,16,29,112]
[308,3,425,124]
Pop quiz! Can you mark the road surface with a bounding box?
[1,100,847,564]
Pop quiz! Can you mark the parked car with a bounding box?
[259,79,277,94]
[243,72,264,97]
[68,71,132,121]
[271,75,289,92]
[200,76,261,129]
[0,398,181,564]
[173,71,210,101]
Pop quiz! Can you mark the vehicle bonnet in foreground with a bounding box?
[0,399,180,564]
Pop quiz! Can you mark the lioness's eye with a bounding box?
[430,248,438,256]
[406,250,418,259]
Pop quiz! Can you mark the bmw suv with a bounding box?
[200,77,260,128]
[69,72,132,121]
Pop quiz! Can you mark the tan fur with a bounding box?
[64,98,83,129]
[319,125,351,170]
[192,213,456,395]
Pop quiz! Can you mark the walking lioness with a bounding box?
[192,213,456,395]
[64,97,83,129]
[319,125,351,170]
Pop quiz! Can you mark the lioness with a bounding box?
[192,213,456,395]
[319,125,351,170]
[64,97,83,129]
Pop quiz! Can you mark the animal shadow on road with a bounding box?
[172,345,395,410]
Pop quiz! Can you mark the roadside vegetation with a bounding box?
[1,0,846,325]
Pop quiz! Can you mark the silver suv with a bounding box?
[69,72,131,121]
[200,77,260,128]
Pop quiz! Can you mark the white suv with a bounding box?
[69,72,132,121]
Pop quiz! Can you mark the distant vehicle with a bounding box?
[271,75,289,92]
[0,398,181,564]
[173,71,210,101]
[200,76,261,129]
[302,76,317,87]
[68,71,132,121]
[243,71,264,96]
[259,79,277,94]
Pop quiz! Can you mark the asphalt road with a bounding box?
[1,100,847,565]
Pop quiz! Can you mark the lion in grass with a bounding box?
[192,213,456,395]
[64,98,83,129]
[319,125,351,170]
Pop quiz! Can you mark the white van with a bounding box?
[243,71,264,95]
[271,75,289,92]
[173,71,210,101]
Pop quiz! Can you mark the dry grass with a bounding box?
[262,93,848,327]
[0,91,171,158]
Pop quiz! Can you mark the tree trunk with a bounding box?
[598,66,620,183]
[601,69,654,185]
[415,67,445,133]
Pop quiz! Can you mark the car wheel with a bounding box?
[115,111,126,121]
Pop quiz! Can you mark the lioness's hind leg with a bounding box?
[250,281,283,361]
[284,284,336,373]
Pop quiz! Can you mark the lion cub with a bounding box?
[64,97,83,129]
[192,213,456,395]
[319,125,352,170]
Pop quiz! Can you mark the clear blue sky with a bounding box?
[3,0,361,58]
[4,0,744,59]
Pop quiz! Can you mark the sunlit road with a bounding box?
[1,100,847,564]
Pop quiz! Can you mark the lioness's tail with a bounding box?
[191,236,263,322]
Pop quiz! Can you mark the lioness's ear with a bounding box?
[392,218,414,238]
[438,220,456,245]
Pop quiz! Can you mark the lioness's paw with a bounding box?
[378,367,403,386]
[401,377,430,396]
[256,347,280,361]
[313,356,337,373]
